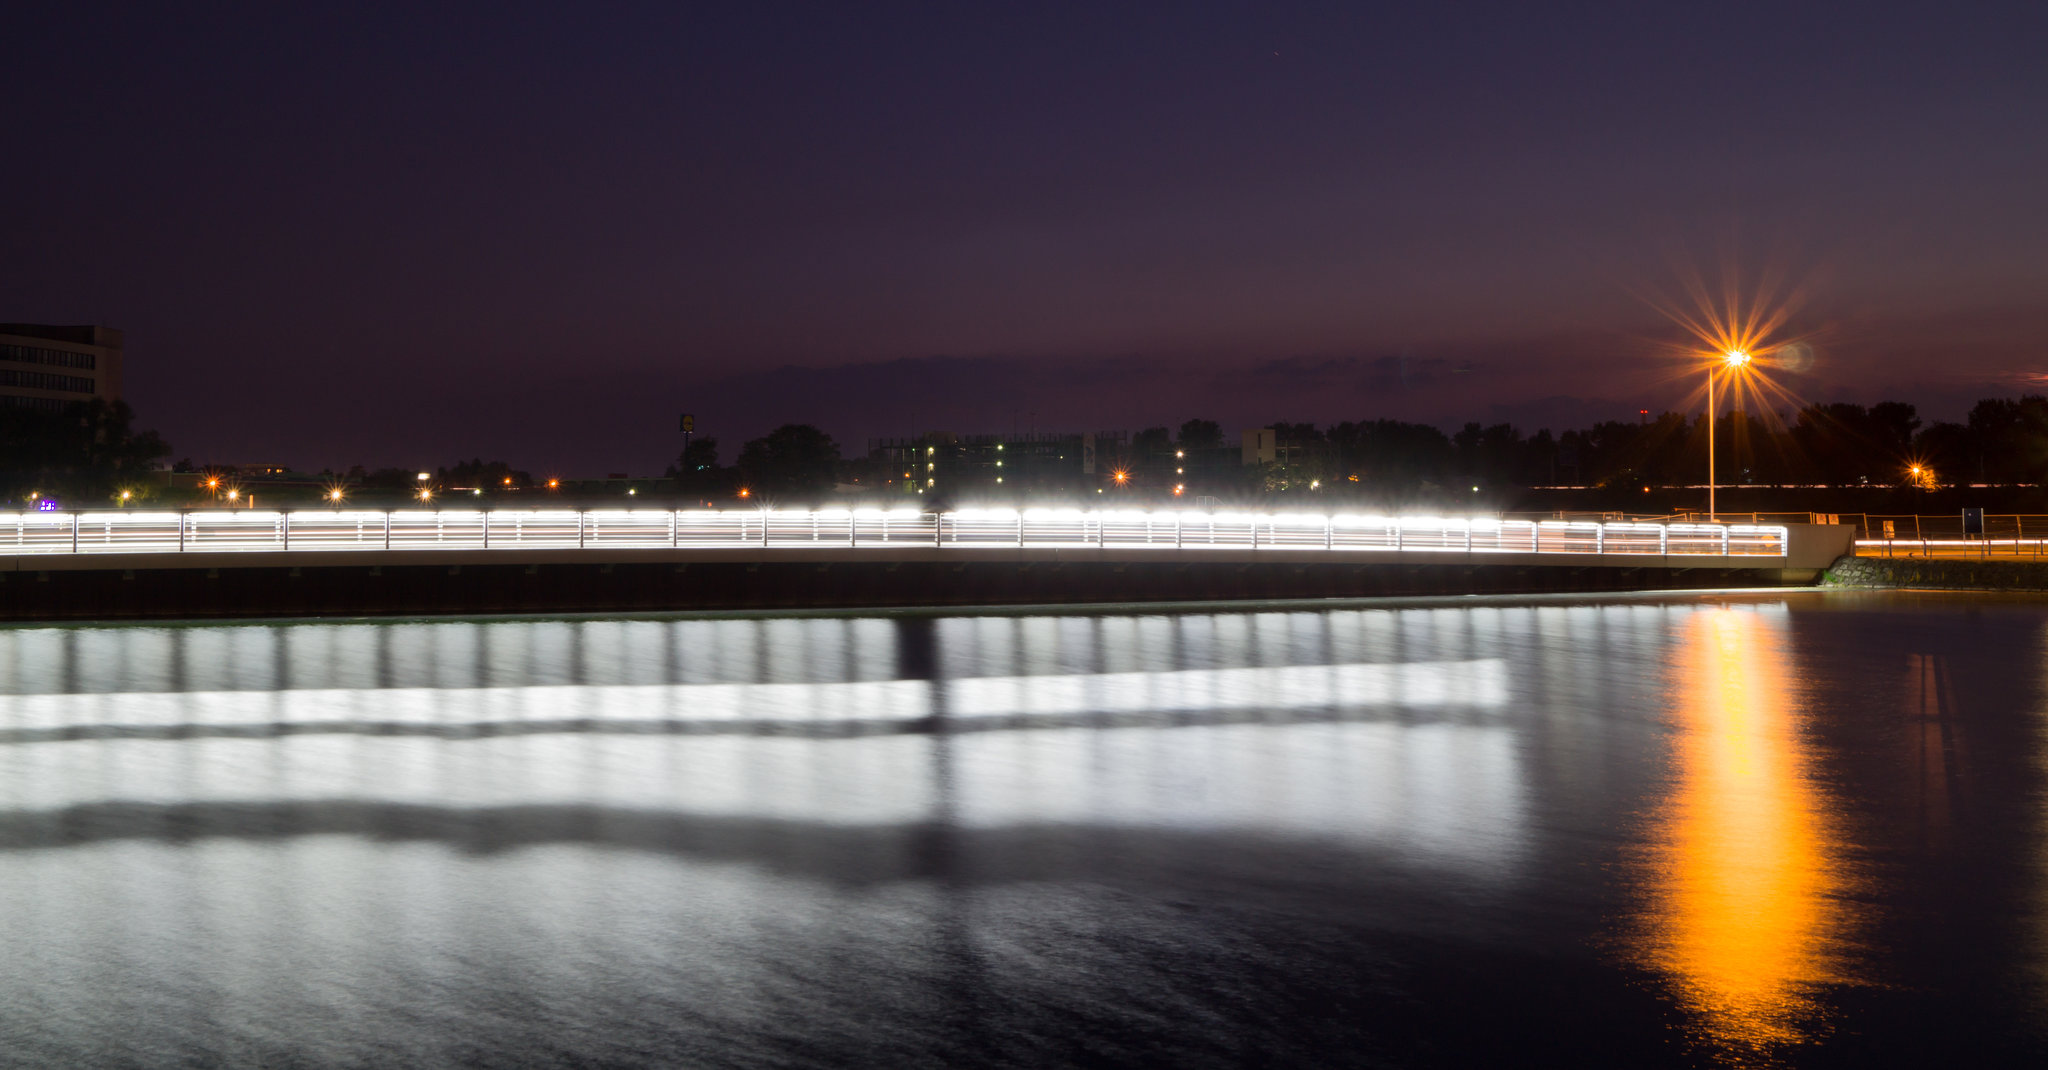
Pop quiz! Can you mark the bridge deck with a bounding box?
[3,507,1837,568]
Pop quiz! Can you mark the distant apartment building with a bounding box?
[868,427,1268,499]
[0,324,125,412]
[870,431,1111,496]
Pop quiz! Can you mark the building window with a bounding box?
[0,344,97,370]
[0,394,71,412]
[0,369,95,393]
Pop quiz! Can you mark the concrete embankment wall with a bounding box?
[1,557,1815,621]
[1824,554,2048,592]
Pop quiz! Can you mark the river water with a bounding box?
[1,591,2045,1067]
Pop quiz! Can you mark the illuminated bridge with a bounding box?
[0,508,1853,620]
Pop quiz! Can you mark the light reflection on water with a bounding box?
[1630,606,1858,1053]
[2,594,2047,1066]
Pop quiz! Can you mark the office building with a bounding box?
[0,324,125,412]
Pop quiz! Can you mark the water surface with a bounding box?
[2,592,2045,1067]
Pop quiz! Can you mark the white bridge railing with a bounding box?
[2,508,1788,559]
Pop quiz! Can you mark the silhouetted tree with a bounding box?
[0,399,170,505]
[668,437,720,476]
[737,424,841,499]
[1869,401,1921,461]
[1177,419,1224,450]
[1326,419,1453,494]
[1912,422,1970,484]
[1132,427,1172,456]
[667,437,731,496]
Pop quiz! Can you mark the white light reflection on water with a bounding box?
[0,600,1808,1067]
[0,611,1522,866]
[0,665,1512,858]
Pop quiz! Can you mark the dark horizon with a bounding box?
[7,3,2045,475]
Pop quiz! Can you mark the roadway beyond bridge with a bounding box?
[0,508,1855,620]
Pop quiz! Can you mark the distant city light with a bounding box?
[738,488,751,498]
[416,472,430,481]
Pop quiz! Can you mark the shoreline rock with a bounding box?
[1824,554,2048,592]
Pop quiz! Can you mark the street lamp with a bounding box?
[1708,349,1751,520]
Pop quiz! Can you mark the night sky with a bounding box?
[8,3,2045,475]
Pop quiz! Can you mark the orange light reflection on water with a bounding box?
[1633,608,1855,1052]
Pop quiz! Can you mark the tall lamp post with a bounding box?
[1708,349,1752,520]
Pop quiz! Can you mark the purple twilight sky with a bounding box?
[6,2,2046,475]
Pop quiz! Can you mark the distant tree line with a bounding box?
[9,395,2047,510]
[1232,397,2047,495]
[658,399,2048,503]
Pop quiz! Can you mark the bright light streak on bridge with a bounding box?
[0,507,1790,558]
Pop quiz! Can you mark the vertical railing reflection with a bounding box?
[1630,607,1855,1052]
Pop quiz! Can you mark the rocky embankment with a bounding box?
[1825,554,2048,592]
